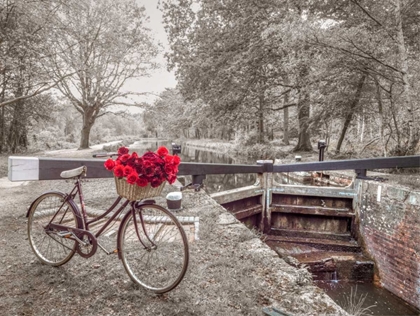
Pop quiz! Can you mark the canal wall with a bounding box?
[355,179,420,309]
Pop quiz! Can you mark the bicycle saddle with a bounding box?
[60,166,87,179]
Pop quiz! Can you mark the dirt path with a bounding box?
[0,149,347,315]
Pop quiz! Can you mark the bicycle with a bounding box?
[26,153,189,294]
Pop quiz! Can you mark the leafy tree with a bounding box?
[302,0,420,154]
[163,0,299,145]
[0,0,60,152]
[45,0,159,149]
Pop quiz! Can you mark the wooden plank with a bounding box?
[210,185,262,205]
[273,155,420,173]
[233,205,262,220]
[272,186,357,199]
[179,162,262,175]
[8,155,419,181]
[39,157,112,180]
[270,204,354,217]
[8,156,39,181]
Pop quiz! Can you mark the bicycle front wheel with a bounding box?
[119,204,189,293]
[27,192,78,266]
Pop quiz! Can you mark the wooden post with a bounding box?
[257,160,273,234]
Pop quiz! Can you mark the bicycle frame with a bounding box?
[32,175,159,258]
[27,164,189,293]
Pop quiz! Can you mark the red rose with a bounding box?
[123,165,134,177]
[151,177,162,188]
[142,152,164,165]
[172,155,181,165]
[167,174,177,184]
[164,155,180,166]
[118,147,129,155]
[135,165,143,175]
[126,152,138,167]
[142,160,152,169]
[136,176,148,187]
[164,164,175,174]
[144,166,155,177]
[113,165,124,178]
[156,146,169,157]
[126,172,138,184]
[120,154,130,164]
[135,157,143,165]
[104,159,115,170]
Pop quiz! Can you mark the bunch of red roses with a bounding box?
[104,146,180,188]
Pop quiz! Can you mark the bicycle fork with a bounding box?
[132,205,157,251]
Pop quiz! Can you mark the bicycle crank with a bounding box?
[75,231,98,258]
[48,223,98,258]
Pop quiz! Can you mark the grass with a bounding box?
[343,286,376,316]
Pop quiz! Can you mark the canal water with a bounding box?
[316,281,419,315]
[129,139,419,315]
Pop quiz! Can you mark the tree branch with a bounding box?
[0,72,76,108]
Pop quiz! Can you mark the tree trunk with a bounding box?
[8,99,28,153]
[293,89,312,152]
[79,109,95,149]
[374,76,387,156]
[283,89,290,145]
[336,73,366,153]
[0,69,5,153]
[0,101,4,153]
[80,124,93,149]
[395,0,419,153]
[258,93,265,144]
[360,113,365,143]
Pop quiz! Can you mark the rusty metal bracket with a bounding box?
[355,169,387,182]
[192,174,206,186]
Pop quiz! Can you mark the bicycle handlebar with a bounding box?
[180,182,203,192]
[92,152,118,158]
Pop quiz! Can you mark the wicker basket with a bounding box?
[114,176,165,201]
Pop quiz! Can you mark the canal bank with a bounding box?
[0,174,347,315]
[132,138,420,313]
[4,142,418,314]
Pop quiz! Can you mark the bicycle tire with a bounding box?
[27,192,78,266]
[119,204,189,293]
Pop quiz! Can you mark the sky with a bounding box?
[129,0,177,105]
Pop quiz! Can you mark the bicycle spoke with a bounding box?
[119,204,189,293]
[28,193,77,266]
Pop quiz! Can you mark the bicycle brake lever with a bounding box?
[92,152,118,158]
[180,183,202,192]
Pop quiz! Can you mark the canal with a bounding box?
[129,139,420,315]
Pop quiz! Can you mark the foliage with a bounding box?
[162,0,298,145]
[161,0,420,156]
[44,0,159,149]
[0,0,159,153]
[0,0,59,152]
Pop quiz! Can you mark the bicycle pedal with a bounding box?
[57,231,72,238]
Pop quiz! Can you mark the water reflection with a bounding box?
[316,281,420,315]
[129,140,257,193]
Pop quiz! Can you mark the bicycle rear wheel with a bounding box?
[27,192,78,266]
[119,204,189,293]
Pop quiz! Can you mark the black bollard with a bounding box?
[318,140,326,161]
[171,142,181,155]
